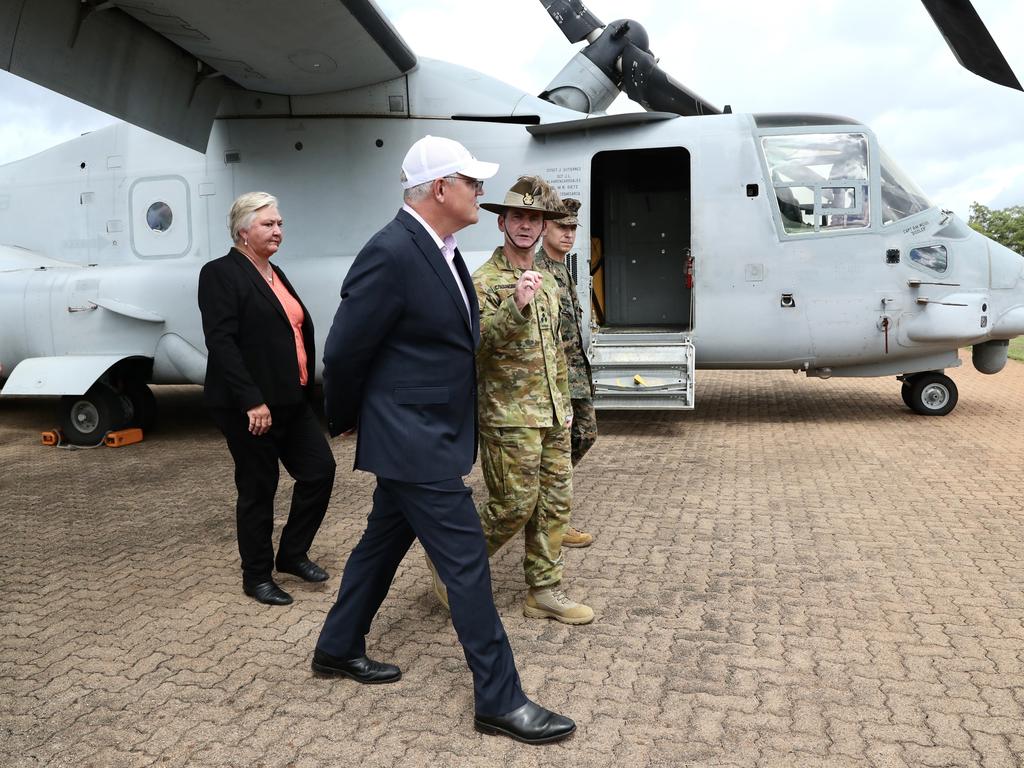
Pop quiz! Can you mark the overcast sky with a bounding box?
[1,0,1021,218]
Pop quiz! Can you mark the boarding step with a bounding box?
[588,331,694,410]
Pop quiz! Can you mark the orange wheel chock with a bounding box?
[104,428,144,447]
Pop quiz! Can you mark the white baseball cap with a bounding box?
[400,135,499,189]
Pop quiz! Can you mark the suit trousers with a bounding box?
[316,476,526,717]
[211,402,336,583]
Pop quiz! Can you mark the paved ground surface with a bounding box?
[2,360,1024,768]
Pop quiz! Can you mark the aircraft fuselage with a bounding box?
[1,96,1022,410]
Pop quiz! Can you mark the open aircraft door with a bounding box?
[588,147,695,409]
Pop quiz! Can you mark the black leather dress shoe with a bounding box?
[276,557,329,582]
[243,579,293,606]
[311,649,401,684]
[474,700,576,744]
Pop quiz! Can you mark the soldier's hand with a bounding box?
[514,270,543,311]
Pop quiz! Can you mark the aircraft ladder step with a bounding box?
[588,332,695,410]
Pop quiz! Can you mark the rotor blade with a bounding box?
[539,0,604,44]
[920,0,1022,90]
[619,44,721,117]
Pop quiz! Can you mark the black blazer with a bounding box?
[199,248,316,410]
[322,209,479,483]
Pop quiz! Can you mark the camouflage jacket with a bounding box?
[536,247,594,399]
[474,247,570,428]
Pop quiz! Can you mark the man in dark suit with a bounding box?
[313,136,575,744]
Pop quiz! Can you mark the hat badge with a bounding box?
[522,192,535,205]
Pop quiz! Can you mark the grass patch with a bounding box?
[964,340,1024,363]
[1010,338,1024,363]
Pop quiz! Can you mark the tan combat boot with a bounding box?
[424,552,449,611]
[561,526,593,548]
[524,586,595,625]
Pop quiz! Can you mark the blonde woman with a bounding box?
[198,191,336,606]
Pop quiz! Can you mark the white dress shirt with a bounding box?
[402,204,471,316]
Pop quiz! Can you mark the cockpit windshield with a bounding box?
[879,148,932,225]
[761,132,870,234]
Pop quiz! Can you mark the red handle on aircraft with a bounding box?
[685,255,694,289]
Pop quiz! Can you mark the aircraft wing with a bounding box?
[0,0,417,152]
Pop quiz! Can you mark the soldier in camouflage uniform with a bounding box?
[472,176,594,625]
[535,193,596,548]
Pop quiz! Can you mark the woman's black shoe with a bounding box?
[243,579,293,605]
[276,557,329,582]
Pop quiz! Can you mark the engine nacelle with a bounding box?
[540,51,620,114]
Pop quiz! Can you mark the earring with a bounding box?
[244,238,248,245]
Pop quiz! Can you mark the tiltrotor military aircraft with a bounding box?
[0,0,1022,443]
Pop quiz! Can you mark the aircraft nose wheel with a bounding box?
[901,371,958,416]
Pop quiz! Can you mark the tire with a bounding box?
[907,372,958,416]
[58,384,131,445]
[900,381,914,409]
[124,381,157,432]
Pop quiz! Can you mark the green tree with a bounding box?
[968,203,1024,255]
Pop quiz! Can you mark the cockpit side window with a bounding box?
[910,245,948,273]
[879,148,931,225]
[761,132,870,235]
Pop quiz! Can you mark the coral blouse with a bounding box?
[268,271,309,386]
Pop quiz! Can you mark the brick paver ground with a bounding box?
[2,359,1023,767]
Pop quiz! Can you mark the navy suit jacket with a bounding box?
[199,248,315,410]
[322,209,480,482]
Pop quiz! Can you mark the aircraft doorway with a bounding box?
[588,147,695,410]
[591,147,691,329]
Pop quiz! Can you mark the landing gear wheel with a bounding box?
[124,381,157,432]
[900,382,914,409]
[58,384,131,445]
[906,372,958,416]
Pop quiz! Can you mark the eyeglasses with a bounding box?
[445,175,484,192]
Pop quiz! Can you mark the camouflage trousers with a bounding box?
[571,397,597,466]
[478,422,572,588]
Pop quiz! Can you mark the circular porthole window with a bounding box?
[146,201,173,232]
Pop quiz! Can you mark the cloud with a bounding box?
[1,0,1020,215]
[0,71,115,165]
[377,0,1024,213]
